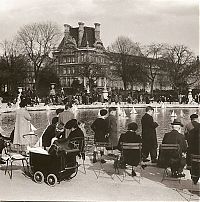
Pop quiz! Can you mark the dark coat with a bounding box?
[118,131,142,166]
[91,118,108,143]
[105,114,118,147]
[162,130,187,153]
[42,124,57,147]
[141,113,158,148]
[117,131,142,151]
[187,121,200,155]
[158,129,187,170]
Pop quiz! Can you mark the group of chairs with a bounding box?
[1,136,200,189]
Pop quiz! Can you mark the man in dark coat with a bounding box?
[141,106,158,163]
[186,115,200,184]
[161,119,187,178]
[184,114,200,167]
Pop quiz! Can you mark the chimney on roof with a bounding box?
[64,24,70,38]
[78,22,84,47]
[94,23,100,41]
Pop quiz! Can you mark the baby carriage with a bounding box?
[28,140,80,186]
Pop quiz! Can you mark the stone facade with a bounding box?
[52,22,110,90]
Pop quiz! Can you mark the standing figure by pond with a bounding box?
[141,106,159,163]
[13,100,32,145]
[91,109,108,163]
[105,107,118,149]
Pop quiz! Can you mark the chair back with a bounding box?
[69,137,85,152]
[121,142,142,166]
[191,154,200,163]
[160,144,180,151]
[95,142,113,151]
[122,143,142,150]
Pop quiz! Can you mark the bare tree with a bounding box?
[17,22,61,85]
[0,39,28,93]
[140,43,165,95]
[108,36,141,90]
[162,44,198,92]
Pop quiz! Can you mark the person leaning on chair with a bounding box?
[161,119,187,178]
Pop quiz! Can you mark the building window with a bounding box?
[72,57,75,63]
[67,68,70,74]
[67,78,71,87]
[63,68,67,75]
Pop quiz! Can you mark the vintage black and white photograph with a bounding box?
[0,0,199,201]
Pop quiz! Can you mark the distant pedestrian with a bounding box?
[141,106,158,163]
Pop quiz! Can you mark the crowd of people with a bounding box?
[0,100,199,185]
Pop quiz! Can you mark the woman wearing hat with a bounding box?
[161,119,187,178]
[117,122,142,176]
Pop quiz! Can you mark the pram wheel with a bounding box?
[46,174,58,186]
[33,171,44,184]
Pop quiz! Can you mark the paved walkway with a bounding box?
[0,156,199,201]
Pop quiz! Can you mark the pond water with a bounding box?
[0,108,199,145]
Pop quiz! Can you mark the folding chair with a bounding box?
[120,142,142,183]
[159,144,182,182]
[69,137,86,174]
[2,143,29,179]
[93,142,119,179]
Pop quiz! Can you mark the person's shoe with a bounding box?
[131,170,136,177]
[100,159,106,164]
[0,159,6,164]
[143,159,150,162]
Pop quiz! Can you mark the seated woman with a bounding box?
[117,122,142,176]
[42,117,59,150]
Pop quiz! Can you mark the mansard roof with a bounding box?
[57,24,104,51]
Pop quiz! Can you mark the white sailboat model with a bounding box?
[117,105,122,116]
[130,106,137,114]
[170,110,177,117]
[154,106,159,114]
[121,108,127,118]
[180,110,184,118]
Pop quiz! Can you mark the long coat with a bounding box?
[105,114,118,147]
[91,118,108,143]
[13,108,32,145]
[141,113,158,149]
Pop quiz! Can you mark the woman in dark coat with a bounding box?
[117,122,142,176]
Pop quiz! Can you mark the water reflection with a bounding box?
[0,108,199,144]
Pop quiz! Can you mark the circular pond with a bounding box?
[0,108,199,145]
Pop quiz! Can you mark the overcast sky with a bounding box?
[0,0,199,55]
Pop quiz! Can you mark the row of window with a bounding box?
[58,55,107,64]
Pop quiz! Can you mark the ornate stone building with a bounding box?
[52,22,110,91]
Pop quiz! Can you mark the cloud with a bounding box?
[0,0,198,54]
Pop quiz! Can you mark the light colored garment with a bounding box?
[13,108,32,145]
